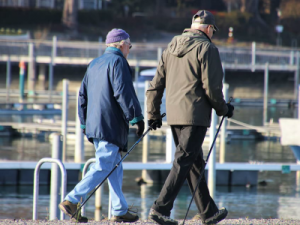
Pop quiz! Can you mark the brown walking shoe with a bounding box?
[192,207,228,224]
[58,200,88,223]
[110,209,139,222]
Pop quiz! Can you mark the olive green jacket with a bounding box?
[146,29,228,127]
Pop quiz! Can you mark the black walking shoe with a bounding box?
[148,208,178,225]
[111,209,139,222]
[192,207,228,224]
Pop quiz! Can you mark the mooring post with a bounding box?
[251,42,256,72]
[263,63,269,125]
[290,50,295,65]
[49,36,57,102]
[94,185,103,221]
[298,85,300,119]
[27,42,36,96]
[208,110,217,198]
[6,56,11,102]
[62,79,69,162]
[49,133,63,220]
[219,83,229,163]
[134,60,139,93]
[38,64,46,90]
[166,128,175,163]
[295,52,299,100]
[142,81,150,182]
[297,85,300,192]
[75,88,84,163]
[222,63,226,83]
[157,47,162,62]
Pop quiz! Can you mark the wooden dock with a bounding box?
[0,160,299,186]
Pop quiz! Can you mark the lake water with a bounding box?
[0,98,300,220]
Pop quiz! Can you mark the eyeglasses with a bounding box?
[124,41,132,49]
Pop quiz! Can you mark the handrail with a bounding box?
[33,158,67,220]
[228,118,280,135]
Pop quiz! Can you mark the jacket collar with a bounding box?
[105,47,124,57]
[183,28,211,42]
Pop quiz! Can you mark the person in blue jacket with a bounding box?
[59,28,144,223]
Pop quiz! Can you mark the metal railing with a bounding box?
[33,158,67,220]
[0,38,299,67]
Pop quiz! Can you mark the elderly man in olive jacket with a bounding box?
[147,10,234,225]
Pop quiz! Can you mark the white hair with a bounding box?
[106,38,130,48]
[191,23,209,31]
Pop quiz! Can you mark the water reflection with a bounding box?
[0,105,299,220]
[1,179,300,220]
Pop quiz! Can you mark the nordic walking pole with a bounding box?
[71,113,166,219]
[182,98,233,225]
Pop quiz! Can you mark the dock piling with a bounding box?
[295,52,299,100]
[263,63,269,125]
[157,47,162,62]
[49,133,63,220]
[134,60,139,93]
[61,79,69,162]
[251,42,256,72]
[142,81,150,182]
[166,128,175,163]
[208,110,217,198]
[48,36,57,102]
[219,83,229,163]
[75,88,84,163]
[6,56,11,102]
[27,42,36,96]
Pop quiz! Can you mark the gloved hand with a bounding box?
[148,119,162,130]
[136,120,145,137]
[82,129,86,135]
[225,103,234,118]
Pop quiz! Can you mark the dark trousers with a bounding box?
[152,125,218,220]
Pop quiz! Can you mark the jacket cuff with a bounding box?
[80,124,86,129]
[130,115,144,126]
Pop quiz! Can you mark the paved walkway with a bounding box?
[1,219,300,225]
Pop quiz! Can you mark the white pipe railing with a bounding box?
[33,158,67,220]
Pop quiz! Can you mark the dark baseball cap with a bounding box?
[192,10,219,31]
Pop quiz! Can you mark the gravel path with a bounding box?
[1,219,300,225]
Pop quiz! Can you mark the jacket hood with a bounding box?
[167,29,210,57]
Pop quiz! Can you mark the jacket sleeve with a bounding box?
[200,44,228,116]
[111,58,143,122]
[78,72,88,129]
[146,50,166,120]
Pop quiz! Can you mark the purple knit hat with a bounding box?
[105,28,130,44]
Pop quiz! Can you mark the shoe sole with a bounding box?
[71,217,88,223]
[205,210,228,225]
[149,215,178,225]
[111,217,139,223]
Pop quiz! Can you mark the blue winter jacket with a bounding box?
[78,47,143,151]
